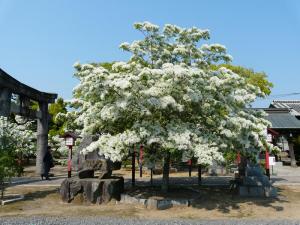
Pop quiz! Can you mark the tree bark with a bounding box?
[289,142,297,167]
[161,152,170,193]
[198,164,202,185]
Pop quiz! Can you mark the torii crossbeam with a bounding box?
[0,68,58,175]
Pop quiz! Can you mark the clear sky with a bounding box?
[1,0,300,107]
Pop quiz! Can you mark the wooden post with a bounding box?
[265,150,270,180]
[188,159,192,177]
[36,101,49,176]
[150,168,153,186]
[68,146,73,178]
[198,164,202,185]
[237,151,241,164]
[162,152,170,192]
[132,147,136,187]
[139,145,143,178]
[0,88,12,117]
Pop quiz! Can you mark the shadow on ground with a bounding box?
[21,188,59,202]
[123,176,288,213]
[190,186,287,213]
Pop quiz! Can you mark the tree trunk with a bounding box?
[161,152,170,193]
[198,164,202,185]
[289,142,297,167]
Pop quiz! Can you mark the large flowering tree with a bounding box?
[71,22,275,190]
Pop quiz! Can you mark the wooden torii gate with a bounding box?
[0,68,57,175]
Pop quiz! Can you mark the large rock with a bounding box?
[78,169,95,179]
[79,159,113,179]
[60,177,124,204]
[237,165,277,198]
[239,186,277,198]
[243,175,271,187]
[73,135,121,175]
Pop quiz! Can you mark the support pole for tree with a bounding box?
[162,152,170,193]
[139,145,143,178]
[198,164,202,185]
[188,159,192,177]
[150,168,153,186]
[132,147,136,187]
[67,145,73,178]
[265,149,270,180]
[237,151,241,165]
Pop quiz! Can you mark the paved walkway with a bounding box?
[10,176,233,188]
[9,165,300,188]
[1,217,300,225]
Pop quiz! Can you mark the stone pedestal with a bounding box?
[238,165,277,198]
[60,177,124,204]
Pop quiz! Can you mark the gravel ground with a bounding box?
[1,217,300,225]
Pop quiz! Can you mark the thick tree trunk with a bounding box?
[198,164,202,185]
[289,142,297,167]
[238,156,247,177]
[131,150,135,187]
[161,152,170,193]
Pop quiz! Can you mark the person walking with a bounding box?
[41,146,54,180]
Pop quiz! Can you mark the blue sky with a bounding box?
[0,0,300,107]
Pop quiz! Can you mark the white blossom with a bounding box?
[71,22,277,165]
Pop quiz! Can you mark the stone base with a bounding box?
[60,177,124,204]
[120,194,191,210]
[239,185,277,198]
[243,175,271,186]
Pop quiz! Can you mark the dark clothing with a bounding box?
[42,151,54,179]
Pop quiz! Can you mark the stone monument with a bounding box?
[60,135,124,204]
[238,164,277,198]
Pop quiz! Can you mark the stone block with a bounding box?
[239,186,264,197]
[78,169,94,179]
[246,166,264,177]
[147,199,173,210]
[243,176,271,187]
[264,186,277,198]
[60,177,124,204]
[100,177,124,203]
[98,171,112,179]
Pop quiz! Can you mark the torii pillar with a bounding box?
[0,88,12,117]
[36,101,50,175]
[0,68,57,176]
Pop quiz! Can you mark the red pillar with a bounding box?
[188,159,192,177]
[265,149,270,179]
[237,151,241,165]
[67,146,72,178]
[139,145,144,178]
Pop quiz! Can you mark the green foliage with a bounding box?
[49,97,67,137]
[223,150,237,167]
[90,62,114,71]
[210,64,273,96]
[0,122,22,199]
